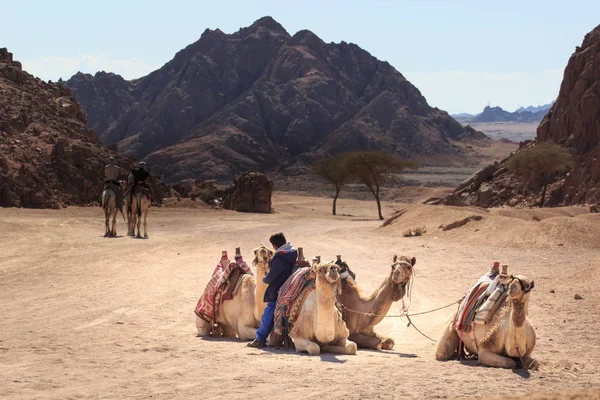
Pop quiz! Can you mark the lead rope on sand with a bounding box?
[341,299,461,343]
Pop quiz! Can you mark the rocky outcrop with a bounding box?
[60,72,136,134]
[471,106,547,123]
[222,172,273,213]
[0,48,135,208]
[436,24,600,208]
[65,16,488,183]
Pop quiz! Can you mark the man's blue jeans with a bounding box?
[256,301,276,341]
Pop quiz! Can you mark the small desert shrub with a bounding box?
[404,226,427,237]
[532,214,541,222]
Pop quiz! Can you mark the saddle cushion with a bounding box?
[195,255,253,323]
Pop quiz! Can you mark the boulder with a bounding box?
[222,172,273,213]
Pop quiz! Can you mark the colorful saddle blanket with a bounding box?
[273,267,315,336]
[194,254,253,323]
[456,270,508,331]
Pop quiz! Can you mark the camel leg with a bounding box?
[373,332,395,350]
[292,337,320,355]
[522,354,539,370]
[111,210,117,236]
[321,338,357,355]
[349,332,383,350]
[435,325,460,361]
[221,323,236,338]
[104,208,110,237]
[195,316,211,337]
[478,349,517,369]
[237,324,257,341]
[136,208,142,238]
[143,208,148,239]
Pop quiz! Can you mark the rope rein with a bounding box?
[342,299,460,319]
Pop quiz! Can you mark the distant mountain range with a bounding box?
[452,102,554,124]
[63,17,487,183]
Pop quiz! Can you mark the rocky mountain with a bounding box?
[453,102,554,124]
[471,105,547,123]
[0,48,137,208]
[434,25,600,207]
[65,16,487,183]
[515,102,554,113]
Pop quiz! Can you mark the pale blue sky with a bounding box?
[2,0,598,114]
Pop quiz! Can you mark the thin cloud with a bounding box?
[20,54,159,81]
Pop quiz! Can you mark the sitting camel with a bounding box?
[290,261,357,356]
[130,186,151,239]
[195,246,273,340]
[339,255,415,350]
[436,274,538,369]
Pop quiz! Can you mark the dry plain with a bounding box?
[1,194,599,399]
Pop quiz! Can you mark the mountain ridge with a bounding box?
[65,16,488,183]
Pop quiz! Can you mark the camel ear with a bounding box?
[393,254,398,263]
[254,249,258,255]
[411,257,416,266]
[530,280,535,290]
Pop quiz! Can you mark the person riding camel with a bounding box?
[129,161,151,205]
[104,157,125,212]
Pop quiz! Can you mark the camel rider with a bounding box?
[104,157,125,211]
[129,161,151,204]
[248,233,298,348]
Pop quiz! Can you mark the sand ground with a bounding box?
[1,194,599,399]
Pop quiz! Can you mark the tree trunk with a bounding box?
[540,183,547,208]
[375,186,383,220]
[333,186,341,216]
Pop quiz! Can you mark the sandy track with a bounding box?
[1,195,599,399]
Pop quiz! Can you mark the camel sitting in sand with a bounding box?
[290,262,357,356]
[436,275,538,369]
[195,246,273,340]
[339,255,415,350]
[101,184,124,237]
[130,186,151,239]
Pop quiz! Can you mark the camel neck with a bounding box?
[510,299,527,328]
[315,277,336,344]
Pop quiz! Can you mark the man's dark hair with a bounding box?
[269,233,287,249]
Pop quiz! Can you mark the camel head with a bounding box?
[390,255,415,301]
[315,262,341,286]
[253,245,273,267]
[508,275,535,301]
[391,255,415,285]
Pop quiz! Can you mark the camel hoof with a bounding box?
[526,358,540,370]
[346,342,358,355]
[381,338,395,350]
[144,234,148,239]
[136,235,142,239]
[306,343,320,356]
[104,233,109,237]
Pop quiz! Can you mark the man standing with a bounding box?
[104,157,124,212]
[248,233,298,348]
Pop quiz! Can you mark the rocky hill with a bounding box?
[515,102,554,113]
[65,16,488,183]
[434,25,600,207]
[0,48,136,208]
[471,105,547,123]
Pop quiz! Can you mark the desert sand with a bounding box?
[1,194,599,399]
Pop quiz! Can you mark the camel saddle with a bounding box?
[272,267,342,348]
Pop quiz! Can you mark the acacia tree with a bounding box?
[312,155,351,215]
[344,151,417,220]
[507,141,574,207]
